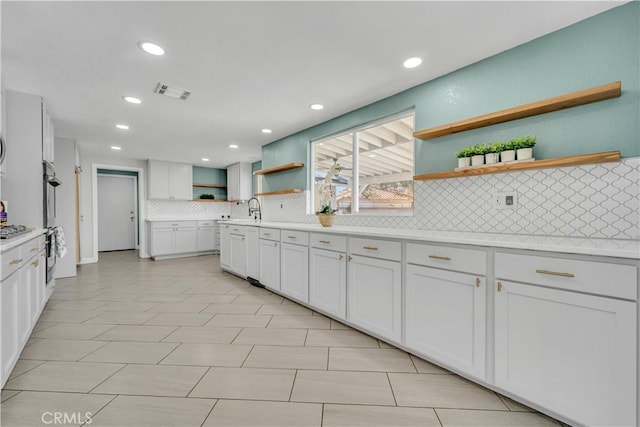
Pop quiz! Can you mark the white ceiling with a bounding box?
[1,1,624,169]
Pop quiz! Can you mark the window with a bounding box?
[312,111,414,215]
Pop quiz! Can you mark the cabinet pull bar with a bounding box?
[171,224,179,226]
[31,247,39,252]
[363,246,378,250]
[535,269,575,278]
[288,236,296,239]
[429,255,451,261]
[348,255,353,262]
[497,281,502,292]
[319,240,331,244]
[10,259,23,265]
[475,278,481,287]
[32,260,39,267]
[339,254,344,260]
[274,242,278,247]
[263,233,271,236]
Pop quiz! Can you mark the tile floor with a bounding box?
[1,251,562,426]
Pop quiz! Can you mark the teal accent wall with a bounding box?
[261,2,639,184]
[252,161,262,194]
[192,166,227,200]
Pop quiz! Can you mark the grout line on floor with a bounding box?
[185,366,213,398]
[86,362,129,394]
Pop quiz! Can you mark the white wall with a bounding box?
[54,137,77,278]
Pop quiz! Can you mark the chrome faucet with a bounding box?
[247,197,261,221]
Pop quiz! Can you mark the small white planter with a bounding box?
[501,150,516,162]
[471,155,485,167]
[517,148,533,160]
[485,152,499,164]
[457,157,471,168]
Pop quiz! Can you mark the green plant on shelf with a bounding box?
[454,147,474,158]
[488,142,506,153]
[469,143,491,156]
[199,193,215,199]
[507,135,537,150]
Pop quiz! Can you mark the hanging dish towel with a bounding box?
[54,226,67,258]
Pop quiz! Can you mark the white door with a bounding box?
[309,247,347,320]
[97,175,136,252]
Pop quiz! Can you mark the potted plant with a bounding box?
[470,144,489,166]
[316,204,337,227]
[454,147,473,168]
[501,141,516,162]
[509,135,536,160]
[485,142,505,164]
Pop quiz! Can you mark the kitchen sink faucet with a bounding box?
[247,197,261,221]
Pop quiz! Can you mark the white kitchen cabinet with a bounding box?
[220,224,230,268]
[196,221,216,252]
[310,247,346,320]
[495,253,637,427]
[229,231,248,277]
[1,270,20,386]
[174,227,197,253]
[280,230,309,303]
[245,227,259,280]
[148,160,193,200]
[148,221,198,259]
[226,162,252,201]
[259,238,280,291]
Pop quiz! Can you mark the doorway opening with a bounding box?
[97,170,138,252]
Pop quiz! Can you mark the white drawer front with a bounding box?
[495,252,637,300]
[197,220,214,227]
[229,225,248,236]
[406,243,486,275]
[1,246,22,280]
[281,230,309,246]
[260,228,281,241]
[310,233,347,252]
[151,221,196,229]
[349,237,401,261]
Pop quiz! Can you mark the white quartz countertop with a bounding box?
[219,220,640,260]
[145,218,224,222]
[0,229,46,252]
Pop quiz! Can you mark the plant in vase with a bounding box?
[454,147,473,168]
[485,142,505,164]
[315,204,337,227]
[470,144,490,166]
[315,162,339,227]
[501,140,516,162]
[508,135,536,160]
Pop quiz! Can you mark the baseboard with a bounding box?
[79,257,98,265]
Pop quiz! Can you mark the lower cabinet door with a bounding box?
[347,255,401,342]
[245,228,260,280]
[309,247,346,320]
[220,225,230,268]
[495,280,637,427]
[151,228,174,256]
[229,233,247,277]
[196,227,215,251]
[259,239,280,290]
[280,243,309,303]
[1,273,20,387]
[405,265,485,378]
[174,227,197,253]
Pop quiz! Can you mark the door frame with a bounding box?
[97,173,138,252]
[91,163,146,262]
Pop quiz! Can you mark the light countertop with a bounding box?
[0,229,46,252]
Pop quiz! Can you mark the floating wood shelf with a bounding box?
[254,162,304,175]
[255,188,304,196]
[193,183,227,188]
[413,151,620,181]
[413,81,622,141]
[193,199,229,202]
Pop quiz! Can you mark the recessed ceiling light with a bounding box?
[138,41,165,56]
[310,103,324,110]
[261,129,272,134]
[201,158,210,162]
[110,146,122,151]
[115,124,129,130]
[403,57,423,69]
[123,96,142,104]
[229,144,239,149]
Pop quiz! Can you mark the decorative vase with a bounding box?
[457,157,471,168]
[517,148,533,160]
[485,153,499,164]
[318,213,335,227]
[501,150,516,162]
[471,155,484,167]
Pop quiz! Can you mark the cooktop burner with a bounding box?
[0,225,30,239]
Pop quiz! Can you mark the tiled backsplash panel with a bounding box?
[147,200,231,219]
[262,158,639,240]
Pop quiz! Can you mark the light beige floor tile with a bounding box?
[8,359,47,380]
[135,294,190,303]
[46,300,109,311]
[37,310,100,323]
[182,294,237,304]
[0,391,114,427]
[204,314,272,328]
[203,399,322,427]
[189,367,296,401]
[436,408,560,426]
[232,295,285,305]
[160,343,252,367]
[267,314,331,329]
[244,345,328,370]
[85,311,158,325]
[411,354,452,374]
[99,301,160,312]
[144,312,214,326]
[257,304,313,315]
[19,338,107,361]
[378,340,395,349]
[1,389,20,402]
[5,361,124,393]
[291,370,395,405]
[162,327,242,344]
[31,321,57,333]
[225,286,273,296]
[92,364,208,397]
[323,404,441,426]
[233,328,307,346]
[147,302,210,313]
[94,324,177,342]
[329,348,417,372]
[202,303,262,314]
[499,395,536,412]
[388,373,507,410]
[81,341,179,364]
[31,323,117,340]
[330,319,351,330]
[305,329,379,348]
[89,395,216,427]
[183,286,235,295]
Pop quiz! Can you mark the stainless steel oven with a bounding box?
[45,228,56,284]
[43,161,61,284]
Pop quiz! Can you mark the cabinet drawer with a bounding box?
[349,237,401,261]
[228,225,248,236]
[150,221,196,229]
[495,252,637,300]
[260,228,281,241]
[1,246,23,280]
[197,220,214,227]
[311,233,347,252]
[406,243,486,275]
[281,230,309,246]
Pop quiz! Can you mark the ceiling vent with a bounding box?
[154,82,191,100]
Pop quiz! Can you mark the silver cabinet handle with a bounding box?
[10,259,23,265]
[319,240,330,244]
[263,233,271,236]
[536,269,575,278]
[31,247,39,253]
[429,255,451,261]
[363,246,378,251]
[288,236,297,239]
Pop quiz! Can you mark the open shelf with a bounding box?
[413,81,622,141]
[255,188,304,196]
[193,199,229,202]
[413,151,620,181]
[193,183,227,188]
[254,162,304,175]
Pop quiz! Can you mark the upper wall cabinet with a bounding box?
[41,100,54,163]
[148,160,193,200]
[226,162,252,201]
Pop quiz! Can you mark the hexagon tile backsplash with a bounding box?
[262,157,639,240]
